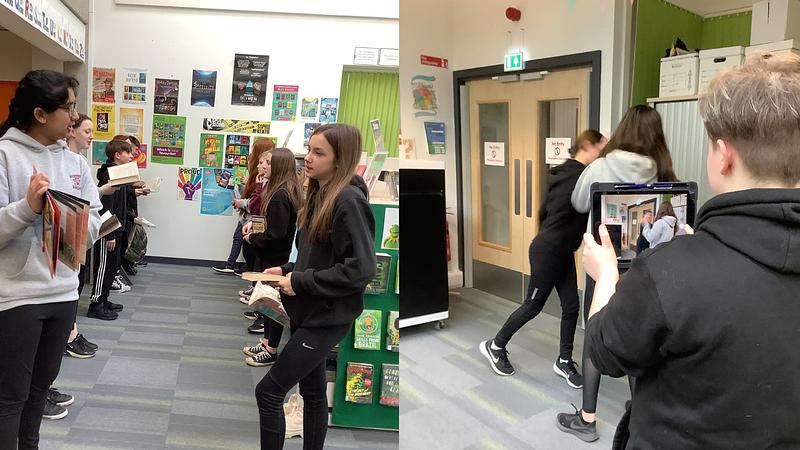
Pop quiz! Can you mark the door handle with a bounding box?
[526,160,532,218]
[514,159,520,216]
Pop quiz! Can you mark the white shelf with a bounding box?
[647,94,701,104]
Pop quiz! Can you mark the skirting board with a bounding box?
[144,256,229,268]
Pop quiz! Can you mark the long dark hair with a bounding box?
[656,201,678,234]
[260,148,302,217]
[242,138,274,199]
[299,124,362,242]
[603,105,678,181]
[569,129,604,157]
[0,70,79,136]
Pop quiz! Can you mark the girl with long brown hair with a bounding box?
[242,148,302,367]
[212,138,274,274]
[257,124,376,449]
[642,201,678,248]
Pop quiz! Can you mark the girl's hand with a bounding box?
[242,221,253,235]
[263,267,283,275]
[582,225,619,282]
[243,232,251,243]
[277,272,295,296]
[26,167,50,214]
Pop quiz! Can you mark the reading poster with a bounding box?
[151,115,186,165]
[231,53,269,106]
[191,70,217,107]
[201,168,235,215]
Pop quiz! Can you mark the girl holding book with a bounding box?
[242,148,301,367]
[257,124,376,450]
[0,70,102,447]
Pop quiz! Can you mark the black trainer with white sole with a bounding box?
[553,358,584,389]
[556,406,599,442]
[212,265,235,274]
[42,398,68,420]
[243,311,257,320]
[479,339,515,376]
[47,388,74,407]
[247,351,277,367]
[65,337,96,359]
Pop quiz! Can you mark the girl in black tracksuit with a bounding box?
[243,148,299,366]
[481,130,606,385]
[256,124,376,450]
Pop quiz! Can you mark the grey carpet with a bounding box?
[40,263,398,450]
[400,288,630,450]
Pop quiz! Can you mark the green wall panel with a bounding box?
[701,12,751,48]
[338,71,400,157]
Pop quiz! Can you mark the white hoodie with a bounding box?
[643,215,677,248]
[571,149,658,213]
[0,127,102,312]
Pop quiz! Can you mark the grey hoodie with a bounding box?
[643,215,677,248]
[0,127,102,312]
[571,150,658,213]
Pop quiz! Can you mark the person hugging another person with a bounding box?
[641,201,678,249]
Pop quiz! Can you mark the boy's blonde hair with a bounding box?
[699,53,800,184]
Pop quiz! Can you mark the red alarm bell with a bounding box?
[505,7,522,22]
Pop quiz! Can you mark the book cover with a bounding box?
[251,216,266,234]
[354,309,382,351]
[248,282,290,327]
[365,253,391,295]
[345,362,374,404]
[42,193,60,277]
[107,161,141,186]
[386,311,399,352]
[379,363,399,407]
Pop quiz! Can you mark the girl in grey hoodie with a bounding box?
[642,201,679,248]
[558,105,678,442]
[0,70,102,448]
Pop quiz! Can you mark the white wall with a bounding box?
[90,1,398,262]
[0,31,32,80]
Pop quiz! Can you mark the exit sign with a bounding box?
[504,52,524,71]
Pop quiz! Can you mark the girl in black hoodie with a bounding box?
[256,124,376,450]
[242,148,301,367]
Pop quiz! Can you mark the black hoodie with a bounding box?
[586,189,800,449]
[282,176,376,328]
[250,188,297,269]
[535,158,588,253]
[96,162,129,242]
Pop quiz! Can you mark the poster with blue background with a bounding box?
[200,168,235,215]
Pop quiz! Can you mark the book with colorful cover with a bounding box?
[354,309,382,351]
[345,362,374,404]
[365,253,391,295]
[386,311,399,352]
[379,363,399,407]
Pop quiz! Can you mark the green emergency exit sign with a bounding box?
[504,52,523,71]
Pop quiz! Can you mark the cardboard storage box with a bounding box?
[745,39,800,57]
[751,0,800,45]
[659,53,699,97]
[698,46,745,92]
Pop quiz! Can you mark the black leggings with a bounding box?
[581,279,602,414]
[494,245,580,361]
[0,301,76,450]
[255,323,350,450]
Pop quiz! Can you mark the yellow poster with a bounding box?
[119,107,144,142]
[91,103,116,141]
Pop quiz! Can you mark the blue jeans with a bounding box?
[226,222,244,267]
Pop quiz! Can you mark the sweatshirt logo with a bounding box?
[70,175,81,190]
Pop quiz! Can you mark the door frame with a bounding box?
[453,50,602,277]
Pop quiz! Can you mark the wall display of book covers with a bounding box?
[271,85,299,121]
[225,134,250,185]
[151,115,186,165]
[199,133,224,168]
[121,68,147,104]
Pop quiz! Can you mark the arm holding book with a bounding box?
[0,160,48,248]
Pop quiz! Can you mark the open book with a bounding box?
[248,282,290,327]
[98,211,122,240]
[143,177,162,193]
[42,190,90,277]
[242,271,284,283]
[106,161,141,186]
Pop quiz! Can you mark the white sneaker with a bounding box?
[243,342,266,357]
[110,279,131,293]
[284,393,303,439]
[135,217,157,228]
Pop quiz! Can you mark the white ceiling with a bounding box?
[667,0,757,17]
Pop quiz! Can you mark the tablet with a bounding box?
[590,182,698,262]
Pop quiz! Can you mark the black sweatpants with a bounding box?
[0,301,76,450]
[494,242,580,361]
[246,241,286,349]
[255,323,350,450]
[90,236,120,304]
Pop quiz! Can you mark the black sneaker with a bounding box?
[239,287,254,297]
[42,398,68,420]
[243,342,266,357]
[106,299,124,312]
[553,358,584,389]
[243,311,257,320]
[87,302,118,321]
[556,405,599,442]
[76,333,98,351]
[246,351,277,367]
[213,265,235,274]
[234,267,244,277]
[47,388,74,407]
[65,336,96,359]
[248,316,266,334]
[479,340,515,376]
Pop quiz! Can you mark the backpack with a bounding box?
[125,222,147,264]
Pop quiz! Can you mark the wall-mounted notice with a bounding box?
[191,70,217,107]
[353,47,380,65]
[300,97,319,121]
[232,53,269,106]
[119,108,144,142]
[199,133,224,168]
[545,137,572,166]
[484,142,505,167]
[177,166,202,201]
[379,48,400,66]
[411,75,437,117]
[225,134,251,170]
[92,68,115,103]
[91,103,115,141]
[423,121,446,155]
[154,78,179,115]
[319,98,338,124]
[201,168,235,216]
[271,85,299,122]
[151,115,186,165]
[202,118,270,134]
[121,68,147,104]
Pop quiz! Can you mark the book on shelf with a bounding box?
[248,282,290,327]
[386,311,399,352]
[353,309,382,351]
[251,216,266,234]
[345,362,374,404]
[42,189,90,277]
[98,211,122,240]
[365,253,391,295]
[106,161,140,186]
[379,363,399,407]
